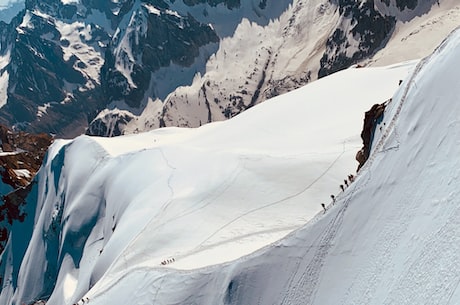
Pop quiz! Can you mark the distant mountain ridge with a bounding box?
[0,0,224,137]
[0,0,456,137]
[88,0,459,136]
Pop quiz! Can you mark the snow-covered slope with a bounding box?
[369,0,460,66]
[81,26,460,305]
[120,0,460,136]
[0,48,414,303]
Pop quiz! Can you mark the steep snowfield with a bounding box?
[0,55,413,303]
[369,0,460,66]
[82,27,460,305]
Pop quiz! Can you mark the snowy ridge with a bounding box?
[85,26,460,304]
[0,53,414,304]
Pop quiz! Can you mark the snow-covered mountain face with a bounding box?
[110,0,460,136]
[0,1,24,23]
[0,0,225,137]
[0,0,455,137]
[0,43,415,304]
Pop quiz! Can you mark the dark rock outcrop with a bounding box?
[0,0,219,138]
[356,102,387,170]
[0,124,53,254]
[0,124,53,188]
[101,4,219,109]
[380,0,419,11]
[318,0,396,78]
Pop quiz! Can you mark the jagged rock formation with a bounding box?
[356,102,387,170]
[0,124,52,255]
[0,125,52,187]
[0,0,220,137]
[380,0,418,11]
[318,0,396,77]
[183,0,241,9]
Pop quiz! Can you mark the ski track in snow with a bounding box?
[279,167,360,305]
[382,194,460,305]
[113,149,244,251]
[86,140,355,302]
[334,47,434,305]
[194,141,349,251]
[157,147,176,217]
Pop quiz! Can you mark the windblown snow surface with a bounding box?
[5,26,460,304]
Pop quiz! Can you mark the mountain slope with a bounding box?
[0,0,224,137]
[84,26,460,305]
[0,47,414,304]
[120,0,460,136]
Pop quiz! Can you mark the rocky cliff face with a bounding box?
[0,0,449,137]
[101,2,219,109]
[0,124,52,259]
[118,0,411,134]
[356,102,387,170]
[318,0,396,77]
[0,0,220,137]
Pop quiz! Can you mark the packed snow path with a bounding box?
[279,50,434,305]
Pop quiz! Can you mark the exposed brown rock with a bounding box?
[356,101,388,171]
[0,124,53,254]
[0,124,53,188]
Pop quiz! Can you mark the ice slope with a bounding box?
[2,58,413,304]
[84,27,460,305]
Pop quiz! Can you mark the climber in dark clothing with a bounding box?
[321,203,326,213]
[348,174,355,183]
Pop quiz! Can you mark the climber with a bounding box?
[321,203,326,213]
[348,174,355,183]
[330,194,335,204]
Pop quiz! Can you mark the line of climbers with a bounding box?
[321,174,355,213]
[73,297,90,305]
[160,257,175,265]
